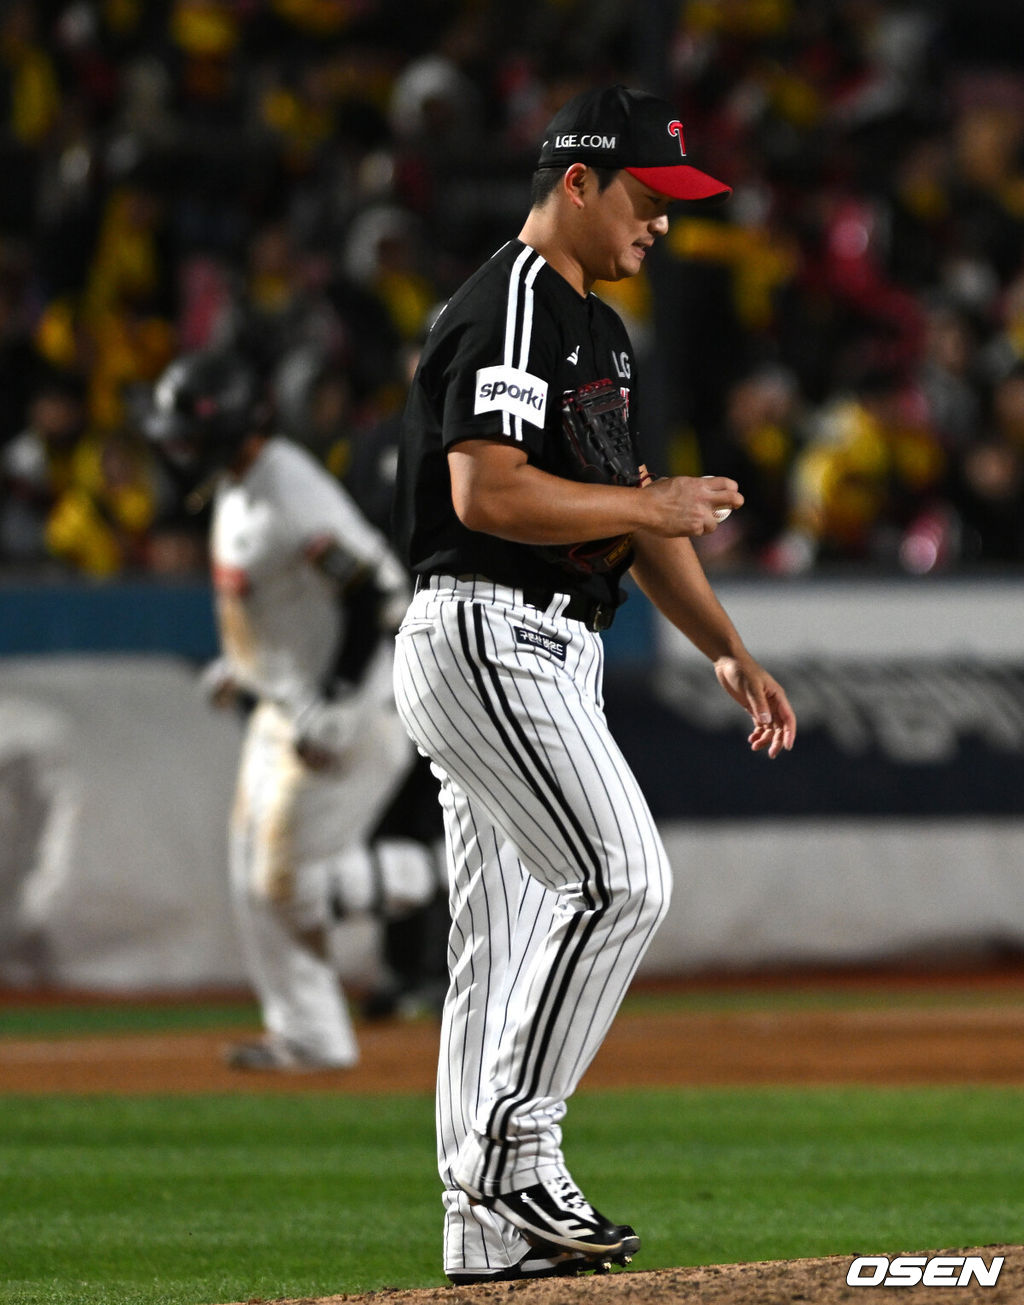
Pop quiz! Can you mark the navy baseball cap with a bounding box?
[538,85,731,202]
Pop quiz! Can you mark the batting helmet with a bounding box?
[144,348,269,476]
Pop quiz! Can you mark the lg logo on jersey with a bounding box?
[611,351,631,379]
[846,1255,1004,1287]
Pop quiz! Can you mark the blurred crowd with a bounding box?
[2,0,1024,581]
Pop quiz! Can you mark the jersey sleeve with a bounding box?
[435,263,557,456]
[275,443,391,569]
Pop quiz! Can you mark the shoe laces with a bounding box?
[552,1176,590,1213]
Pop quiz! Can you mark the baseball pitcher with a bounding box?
[392,85,797,1282]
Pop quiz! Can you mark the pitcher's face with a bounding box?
[579,169,671,283]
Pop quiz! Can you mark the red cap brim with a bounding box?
[625,164,731,201]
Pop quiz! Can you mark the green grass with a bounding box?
[0,1093,439,1304]
[620,982,1024,1015]
[0,1000,260,1039]
[2,1087,1023,1305]
[574,1087,1024,1264]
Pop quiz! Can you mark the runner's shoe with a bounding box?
[222,1038,354,1072]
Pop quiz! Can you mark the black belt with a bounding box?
[523,585,616,632]
[414,573,617,632]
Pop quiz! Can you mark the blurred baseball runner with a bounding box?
[391,85,797,1281]
[146,347,437,1070]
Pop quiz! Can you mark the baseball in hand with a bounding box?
[703,475,732,522]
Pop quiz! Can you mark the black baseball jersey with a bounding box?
[393,239,642,608]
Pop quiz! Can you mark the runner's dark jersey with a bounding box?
[393,239,643,608]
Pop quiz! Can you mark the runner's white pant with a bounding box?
[393,576,672,1274]
[229,674,414,1067]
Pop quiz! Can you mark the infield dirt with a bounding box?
[216,1245,1023,1305]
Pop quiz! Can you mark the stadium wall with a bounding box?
[1,578,1021,989]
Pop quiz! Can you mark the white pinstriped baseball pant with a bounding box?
[393,575,672,1275]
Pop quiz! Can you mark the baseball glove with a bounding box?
[540,378,643,575]
[559,378,642,488]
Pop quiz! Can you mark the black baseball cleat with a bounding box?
[447,1229,641,1284]
[456,1173,638,1256]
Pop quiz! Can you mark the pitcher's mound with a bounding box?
[216,1245,1021,1305]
